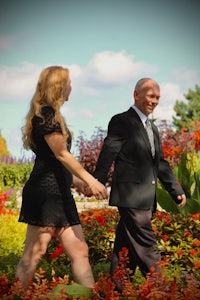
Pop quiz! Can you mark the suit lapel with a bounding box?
[127,108,157,159]
[128,108,155,157]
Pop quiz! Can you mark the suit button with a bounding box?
[152,180,155,184]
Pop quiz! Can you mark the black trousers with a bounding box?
[110,207,161,277]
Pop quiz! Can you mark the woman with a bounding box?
[15,66,108,288]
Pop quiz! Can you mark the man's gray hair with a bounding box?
[134,78,159,91]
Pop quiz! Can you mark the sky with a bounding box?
[0,0,200,159]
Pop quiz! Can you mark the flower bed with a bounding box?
[0,208,200,299]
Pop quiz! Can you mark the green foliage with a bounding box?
[153,212,200,280]
[0,214,26,257]
[157,151,200,215]
[0,214,26,280]
[173,85,200,131]
[0,162,33,188]
[52,283,93,298]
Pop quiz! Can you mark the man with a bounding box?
[93,78,186,288]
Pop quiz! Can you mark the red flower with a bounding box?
[182,127,187,132]
[184,231,192,237]
[99,222,106,227]
[162,235,169,241]
[165,217,172,223]
[191,214,199,220]
[156,211,168,220]
[50,244,63,260]
[95,215,107,226]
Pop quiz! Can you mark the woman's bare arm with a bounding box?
[44,132,108,199]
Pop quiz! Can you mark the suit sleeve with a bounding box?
[157,135,185,202]
[94,114,128,184]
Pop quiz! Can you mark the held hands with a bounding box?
[73,176,108,200]
[88,179,108,200]
[176,194,186,208]
[73,176,87,195]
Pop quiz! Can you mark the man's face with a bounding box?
[134,81,160,116]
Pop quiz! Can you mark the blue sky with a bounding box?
[0,0,200,159]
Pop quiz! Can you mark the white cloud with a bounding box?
[160,82,184,104]
[83,50,158,89]
[153,82,185,121]
[61,105,94,120]
[171,68,199,89]
[0,62,42,101]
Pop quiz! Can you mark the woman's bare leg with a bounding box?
[15,225,52,286]
[57,225,95,288]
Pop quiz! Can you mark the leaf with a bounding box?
[192,169,200,202]
[13,296,22,300]
[180,199,200,215]
[50,284,68,297]
[51,283,93,298]
[177,152,192,198]
[157,187,180,213]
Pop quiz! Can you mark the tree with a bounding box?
[172,85,200,131]
[0,130,10,158]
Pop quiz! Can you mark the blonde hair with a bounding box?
[22,66,70,150]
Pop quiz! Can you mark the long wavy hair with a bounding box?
[22,66,70,150]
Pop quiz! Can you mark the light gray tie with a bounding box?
[145,119,155,157]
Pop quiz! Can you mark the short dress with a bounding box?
[18,106,81,227]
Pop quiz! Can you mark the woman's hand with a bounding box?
[73,176,108,200]
[88,179,108,200]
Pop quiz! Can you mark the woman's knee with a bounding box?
[23,229,52,264]
[70,241,90,262]
[23,241,47,264]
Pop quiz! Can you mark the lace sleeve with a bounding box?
[33,106,62,136]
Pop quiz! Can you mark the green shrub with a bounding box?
[0,214,26,280]
[0,162,33,188]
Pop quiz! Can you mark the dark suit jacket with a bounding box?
[94,107,184,210]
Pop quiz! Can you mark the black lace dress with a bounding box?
[18,106,80,227]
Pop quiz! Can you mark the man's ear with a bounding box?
[134,90,139,100]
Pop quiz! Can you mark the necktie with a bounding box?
[145,119,155,157]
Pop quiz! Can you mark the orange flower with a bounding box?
[152,225,158,233]
[170,147,183,157]
[189,248,198,258]
[192,260,200,270]
[193,239,200,247]
[190,120,199,128]
[193,131,200,149]
[177,249,183,257]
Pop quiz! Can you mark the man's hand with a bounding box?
[72,175,87,195]
[176,194,186,208]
